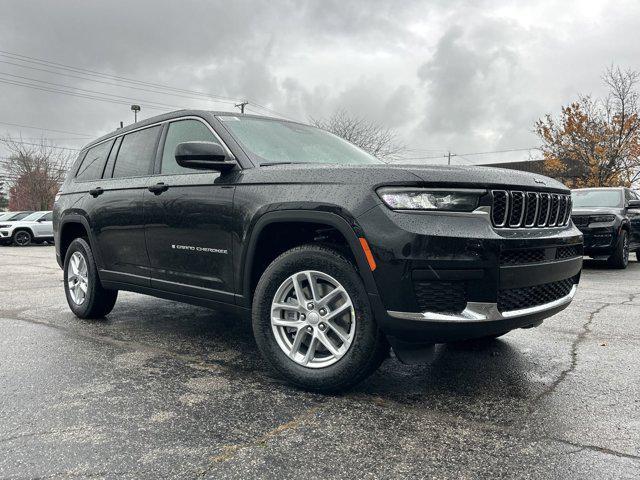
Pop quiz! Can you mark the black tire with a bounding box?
[63,237,118,319]
[252,244,388,393]
[607,230,629,269]
[12,229,32,246]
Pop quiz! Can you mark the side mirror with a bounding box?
[175,141,236,172]
[627,199,640,209]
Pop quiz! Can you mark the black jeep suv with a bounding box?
[53,110,583,391]
[571,187,640,268]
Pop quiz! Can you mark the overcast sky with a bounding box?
[1,0,639,166]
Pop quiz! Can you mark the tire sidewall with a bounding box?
[63,238,99,317]
[252,246,380,389]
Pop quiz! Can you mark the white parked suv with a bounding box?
[0,211,54,246]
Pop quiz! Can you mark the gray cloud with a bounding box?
[0,0,639,167]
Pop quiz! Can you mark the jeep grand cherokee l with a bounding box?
[571,187,640,268]
[53,110,583,391]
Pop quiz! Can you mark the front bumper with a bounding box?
[358,204,583,343]
[0,229,11,243]
[388,284,577,323]
[579,226,617,256]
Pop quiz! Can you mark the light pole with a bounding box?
[131,104,141,123]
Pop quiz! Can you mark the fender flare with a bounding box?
[240,210,380,306]
[57,214,103,268]
[11,226,35,239]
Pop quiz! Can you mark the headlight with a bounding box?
[589,215,615,223]
[377,188,485,212]
[0,224,10,228]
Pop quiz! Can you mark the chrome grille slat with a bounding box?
[491,190,571,229]
[524,192,539,227]
[508,191,525,227]
[491,190,509,227]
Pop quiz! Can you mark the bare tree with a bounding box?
[536,66,640,187]
[0,135,75,210]
[311,110,405,162]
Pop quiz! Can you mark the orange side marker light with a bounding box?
[359,237,377,271]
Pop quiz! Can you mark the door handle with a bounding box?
[148,182,169,194]
[89,187,104,197]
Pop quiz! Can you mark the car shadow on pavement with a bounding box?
[582,257,639,269]
[98,296,535,404]
[353,338,535,402]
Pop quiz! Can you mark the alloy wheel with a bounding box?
[270,270,356,368]
[14,231,31,246]
[67,251,89,305]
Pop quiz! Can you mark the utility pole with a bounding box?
[235,101,249,114]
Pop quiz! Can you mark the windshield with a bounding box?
[6,212,32,221]
[20,212,45,222]
[217,116,383,165]
[572,189,623,208]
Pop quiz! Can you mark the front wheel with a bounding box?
[12,230,32,246]
[252,245,388,392]
[63,238,118,319]
[607,230,629,269]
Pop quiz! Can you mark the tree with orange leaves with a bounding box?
[535,67,640,187]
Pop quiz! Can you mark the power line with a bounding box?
[0,50,238,103]
[0,72,193,111]
[0,121,91,137]
[0,59,239,106]
[0,78,179,112]
[398,146,540,161]
[0,140,81,151]
[0,49,299,121]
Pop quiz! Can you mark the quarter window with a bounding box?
[75,140,114,181]
[161,119,220,174]
[112,126,161,178]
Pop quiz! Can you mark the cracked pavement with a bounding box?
[1,247,639,479]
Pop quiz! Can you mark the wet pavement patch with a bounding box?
[1,248,639,478]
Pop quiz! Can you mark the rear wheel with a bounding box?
[12,229,32,246]
[252,245,388,392]
[64,238,118,319]
[607,230,629,269]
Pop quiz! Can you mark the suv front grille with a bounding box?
[497,277,575,312]
[491,190,571,228]
[414,281,466,314]
[571,215,589,228]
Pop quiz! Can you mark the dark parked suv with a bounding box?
[53,110,583,391]
[571,187,640,268]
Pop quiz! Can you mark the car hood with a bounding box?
[244,163,569,193]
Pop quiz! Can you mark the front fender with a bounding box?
[238,209,380,307]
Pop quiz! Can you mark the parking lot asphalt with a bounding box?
[0,246,639,479]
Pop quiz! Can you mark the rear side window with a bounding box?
[75,140,113,181]
[112,126,161,178]
[161,119,220,174]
